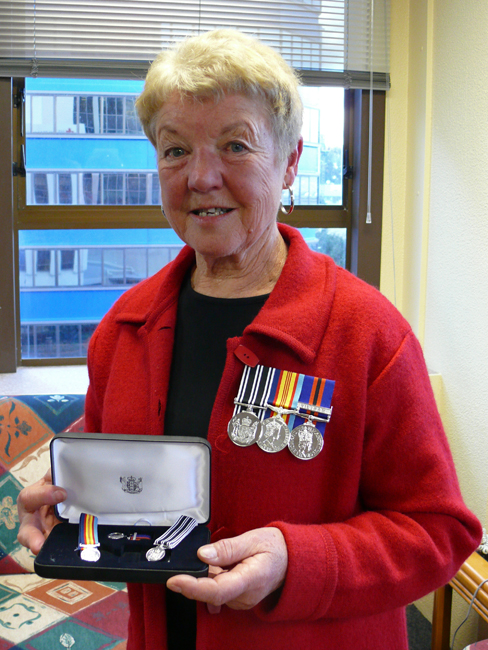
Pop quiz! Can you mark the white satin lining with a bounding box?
[52,437,210,526]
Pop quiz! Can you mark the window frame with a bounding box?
[0,77,385,371]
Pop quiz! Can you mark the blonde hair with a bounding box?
[136,29,303,160]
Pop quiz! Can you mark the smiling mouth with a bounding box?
[192,208,233,217]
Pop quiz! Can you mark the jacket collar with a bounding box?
[245,224,336,364]
[115,224,336,364]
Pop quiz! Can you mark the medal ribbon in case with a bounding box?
[76,512,101,562]
[146,515,198,562]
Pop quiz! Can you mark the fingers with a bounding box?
[17,508,53,555]
[17,482,66,518]
[166,527,288,612]
[167,571,245,609]
[17,472,67,555]
[197,531,260,566]
[197,527,286,571]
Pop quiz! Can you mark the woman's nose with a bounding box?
[187,150,224,193]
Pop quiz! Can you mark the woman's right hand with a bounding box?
[17,470,67,555]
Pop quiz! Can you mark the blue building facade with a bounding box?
[22,78,337,359]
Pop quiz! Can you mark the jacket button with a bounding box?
[234,344,259,367]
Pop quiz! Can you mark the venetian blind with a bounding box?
[0,0,389,88]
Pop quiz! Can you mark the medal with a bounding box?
[228,365,274,447]
[288,376,335,460]
[258,368,303,452]
[108,531,151,541]
[108,532,125,540]
[80,546,101,562]
[146,515,198,562]
[146,545,167,562]
[288,420,324,460]
[258,411,291,453]
[229,360,336,459]
[227,409,263,447]
[76,513,100,562]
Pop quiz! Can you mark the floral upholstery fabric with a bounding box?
[0,395,128,649]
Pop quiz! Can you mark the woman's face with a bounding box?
[155,92,301,265]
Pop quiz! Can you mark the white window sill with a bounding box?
[0,365,89,396]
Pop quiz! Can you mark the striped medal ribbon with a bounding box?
[287,375,335,460]
[77,512,101,562]
[259,369,305,453]
[229,363,335,459]
[146,515,198,562]
[227,365,275,447]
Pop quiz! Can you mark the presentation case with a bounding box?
[34,432,211,583]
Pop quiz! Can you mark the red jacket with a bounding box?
[85,224,481,650]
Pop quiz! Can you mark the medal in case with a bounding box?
[146,545,167,562]
[80,546,101,562]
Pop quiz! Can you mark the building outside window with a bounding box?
[13,77,383,362]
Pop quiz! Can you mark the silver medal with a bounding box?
[108,532,125,540]
[80,546,101,562]
[227,410,263,447]
[145,515,198,562]
[146,545,167,562]
[288,421,324,460]
[257,415,290,453]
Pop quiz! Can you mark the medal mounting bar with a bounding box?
[34,432,211,583]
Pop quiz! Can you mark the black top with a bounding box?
[164,272,268,440]
[164,272,268,649]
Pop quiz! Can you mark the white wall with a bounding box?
[383,0,488,644]
[424,0,488,526]
[385,0,488,531]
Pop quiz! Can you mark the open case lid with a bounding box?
[51,433,211,527]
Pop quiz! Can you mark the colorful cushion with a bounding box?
[0,395,130,648]
[0,573,128,649]
[0,395,85,575]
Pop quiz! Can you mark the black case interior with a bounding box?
[34,433,211,583]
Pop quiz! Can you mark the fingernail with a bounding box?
[167,584,182,594]
[199,545,217,560]
[53,490,66,502]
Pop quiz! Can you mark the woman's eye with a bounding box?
[165,147,185,159]
[229,142,246,153]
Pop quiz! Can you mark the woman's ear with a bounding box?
[283,137,304,188]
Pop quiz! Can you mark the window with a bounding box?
[26,92,145,136]
[3,79,386,367]
[36,250,51,273]
[0,1,389,370]
[33,174,49,204]
[7,79,385,365]
[60,250,75,271]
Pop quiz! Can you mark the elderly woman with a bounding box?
[18,29,480,650]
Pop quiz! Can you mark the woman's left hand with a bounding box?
[166,527,288,613]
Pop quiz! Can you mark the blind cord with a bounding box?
[386,93,397,307]
[450,577,488,650]
[366,0,375,224]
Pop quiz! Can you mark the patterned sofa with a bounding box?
[0,394,128,650]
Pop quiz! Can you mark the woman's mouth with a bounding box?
[192,208,233,217]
